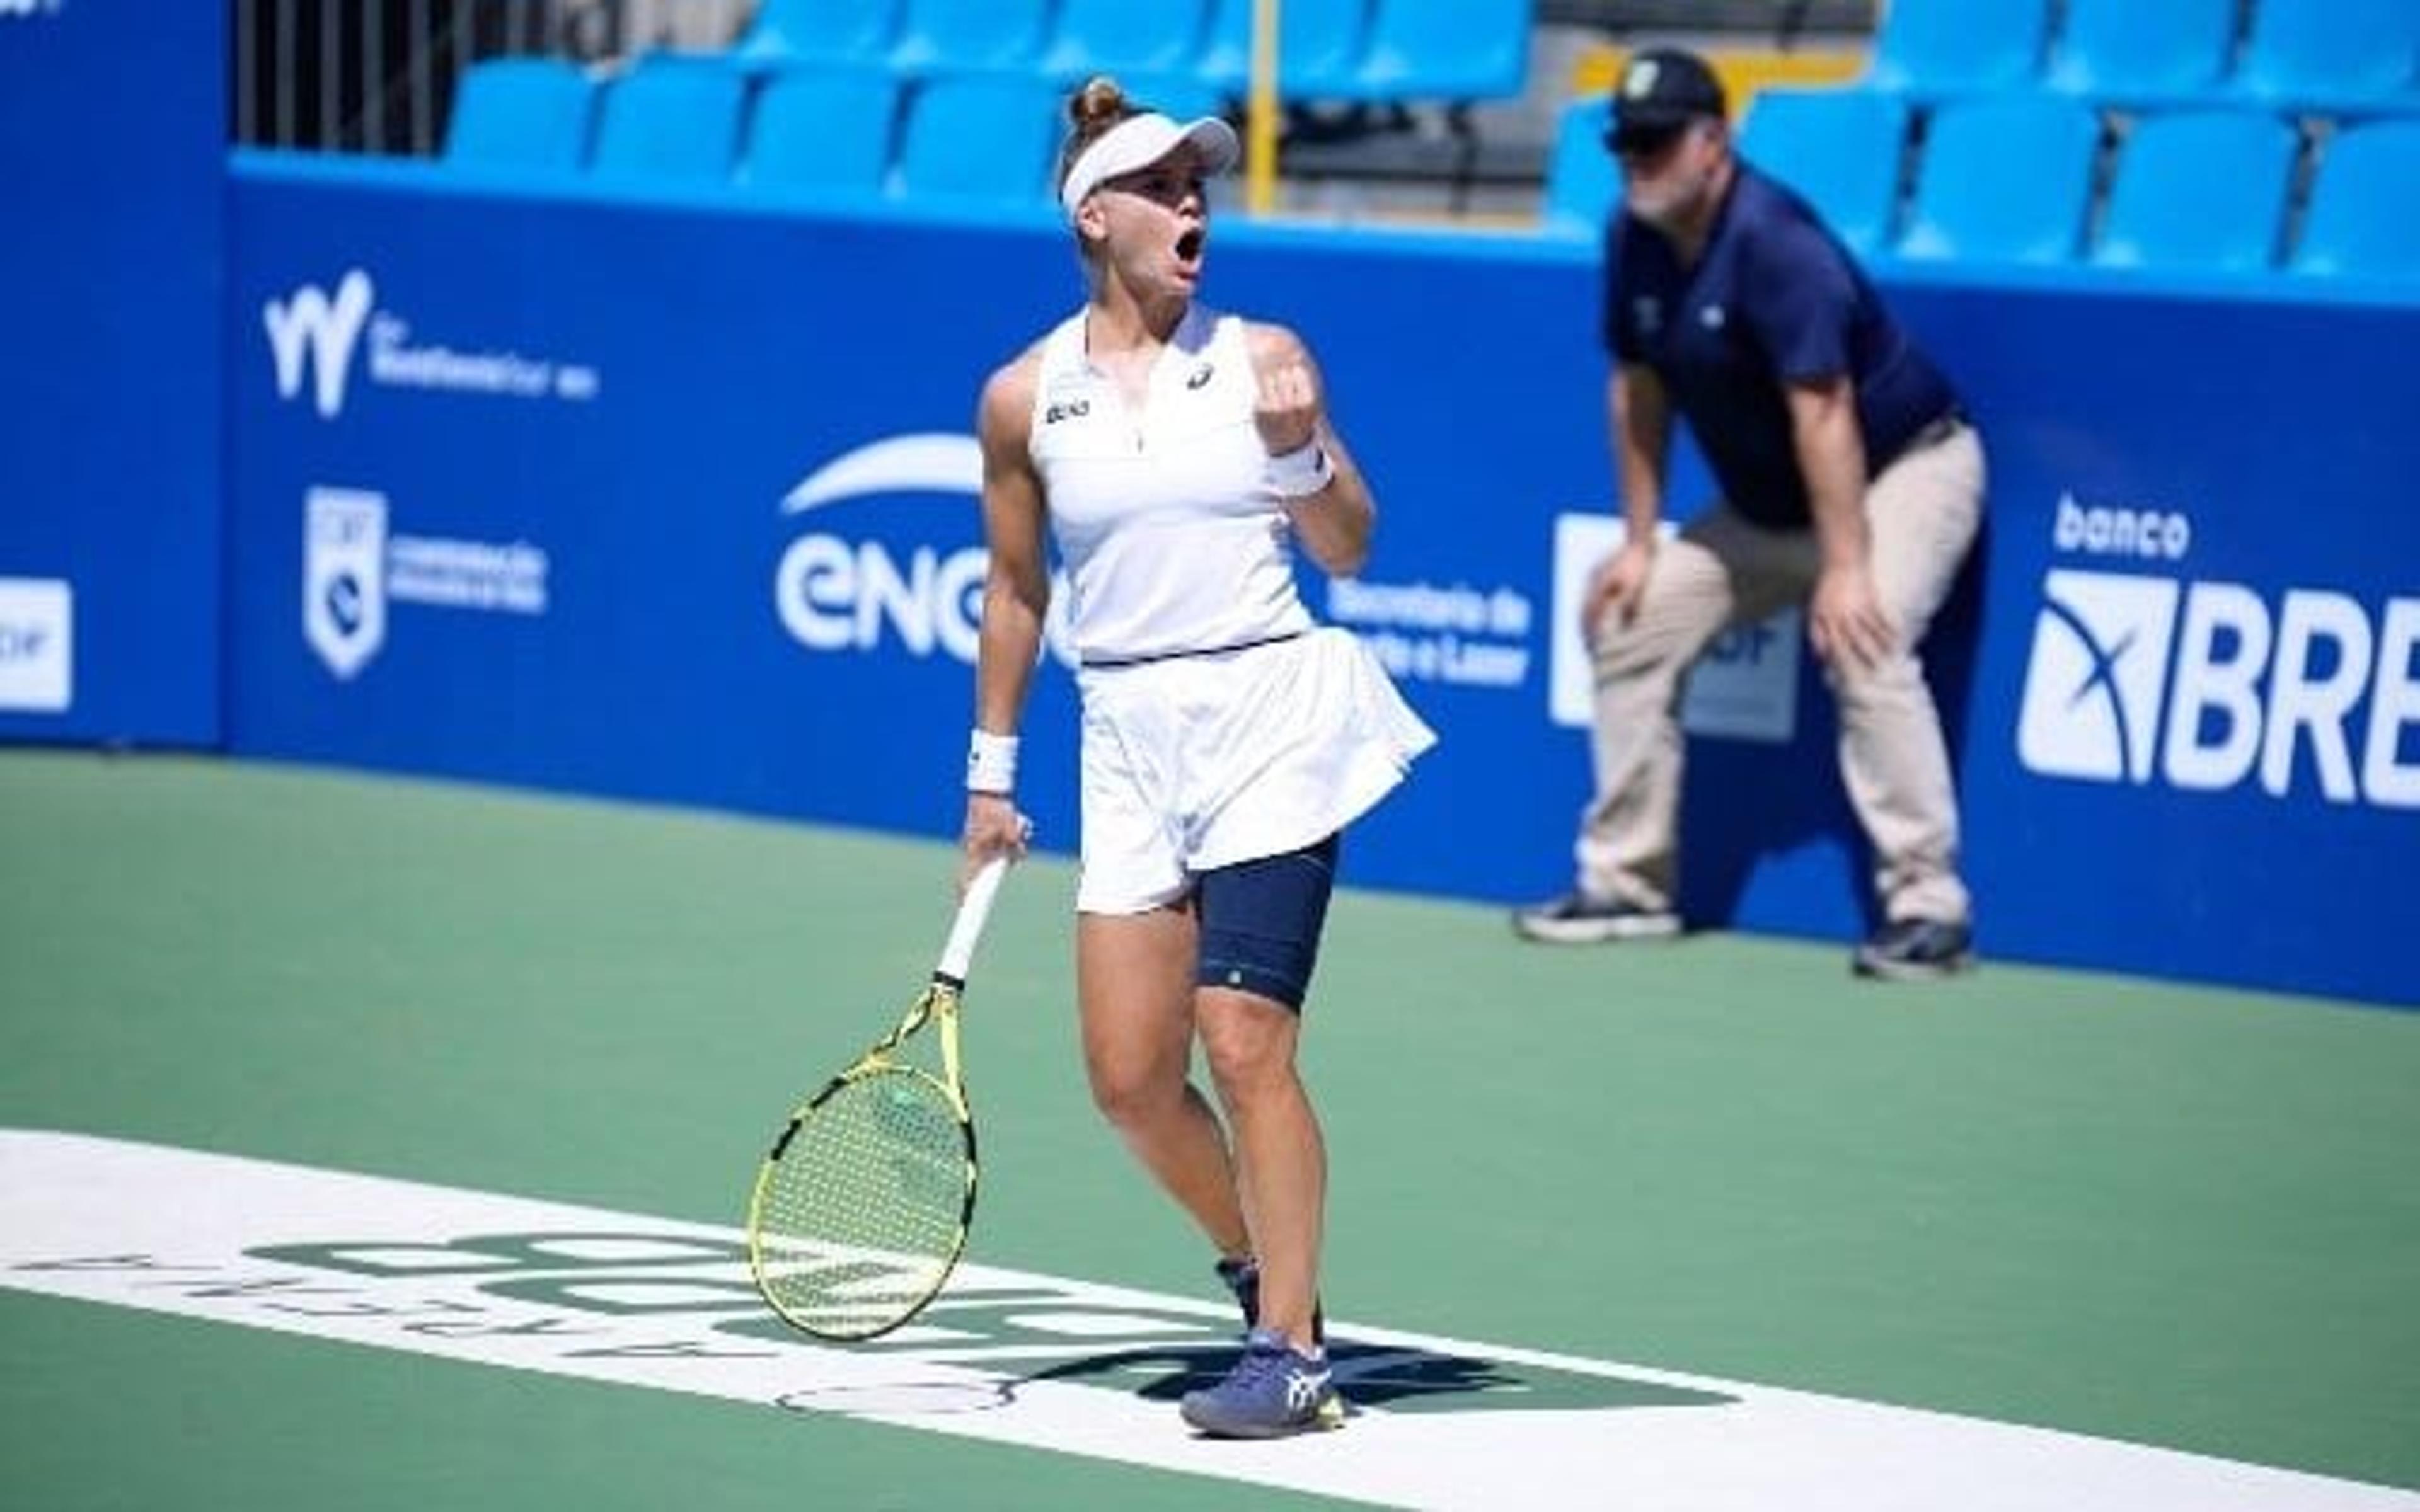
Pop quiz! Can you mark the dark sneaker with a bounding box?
[1511,891,1681,944]
[1853,918,1975,980]
[1179,1328,1345,1438]
[1214,1254,1322,1344]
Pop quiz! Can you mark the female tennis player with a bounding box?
[960,76,1434,1439]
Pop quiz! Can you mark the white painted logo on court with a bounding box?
[6,1132,2410,1512]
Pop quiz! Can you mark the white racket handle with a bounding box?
[936,854,1011,984]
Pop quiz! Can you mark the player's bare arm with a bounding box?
[965,353,1049,873]
[1248,321,1373,577]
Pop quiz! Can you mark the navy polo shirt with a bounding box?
[1602,164,1959,530]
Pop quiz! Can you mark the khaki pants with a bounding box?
[1577,423,1985,925]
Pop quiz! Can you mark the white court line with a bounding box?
[3,1130,2412,1512]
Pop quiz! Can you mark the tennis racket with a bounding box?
[746,855,1011,1341]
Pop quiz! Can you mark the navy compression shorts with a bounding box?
[1194,833,1340,1012]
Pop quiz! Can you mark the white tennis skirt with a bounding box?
[1074,626,1437,914]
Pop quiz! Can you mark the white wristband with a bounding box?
[967,728,1019,794]
[1267,439,1335,500]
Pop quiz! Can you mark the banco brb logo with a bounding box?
[2018,570,2180,782]
[2019,566,2420,806]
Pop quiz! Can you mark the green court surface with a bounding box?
[3,748,2416,1509]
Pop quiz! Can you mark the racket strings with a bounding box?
[754,1070,969,1333]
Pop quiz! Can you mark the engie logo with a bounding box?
[0,576,73,713]
[264,272,374,419]
[2018,518,2420,808]
[772,435,1073,666]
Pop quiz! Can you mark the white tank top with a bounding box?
[1028,304,1315,667]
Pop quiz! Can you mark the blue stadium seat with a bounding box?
[2090,110,2300,273]
[889,0,1052,76]
[589,56,747,183]
[1344,0,1532,101]
[1865,0,2049,96]
[1199,0,1366,97]
[733,0,897,68]
[1126,76,1231,127]
[1540,95,1616,238]
[2043,0,2234,106]
[1899,94,2101,265]
[1037,0,1209,84]
[2291,120,2420,282]
[1736,88,1910,255]
[444,57,596,170]
[2234,0,2420,115]
[894,73,1061,204]
[740,66,900,202]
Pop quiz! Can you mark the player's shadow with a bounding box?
[1008,1335,1736,1414]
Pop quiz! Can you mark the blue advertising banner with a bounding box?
[0,2,223,744]
[222,156,2418,1005]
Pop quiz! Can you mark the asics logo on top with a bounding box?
[263,270,375,419]
[1283,1363,1332,1412]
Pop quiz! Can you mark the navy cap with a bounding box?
[1608,47,1727,137]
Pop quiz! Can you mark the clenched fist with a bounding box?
[1252,348,1323,457]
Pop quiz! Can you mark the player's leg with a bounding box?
[1182,837,1345,1436]
[1074,687,1253,1261]
[1190,834,1337,1351]
[1076,904,1252,1260]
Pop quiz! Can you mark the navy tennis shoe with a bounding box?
[1179,1328,1345,1438]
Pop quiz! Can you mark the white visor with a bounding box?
[1058,112,1240,221]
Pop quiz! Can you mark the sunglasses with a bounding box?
[1604,121,1693,159]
